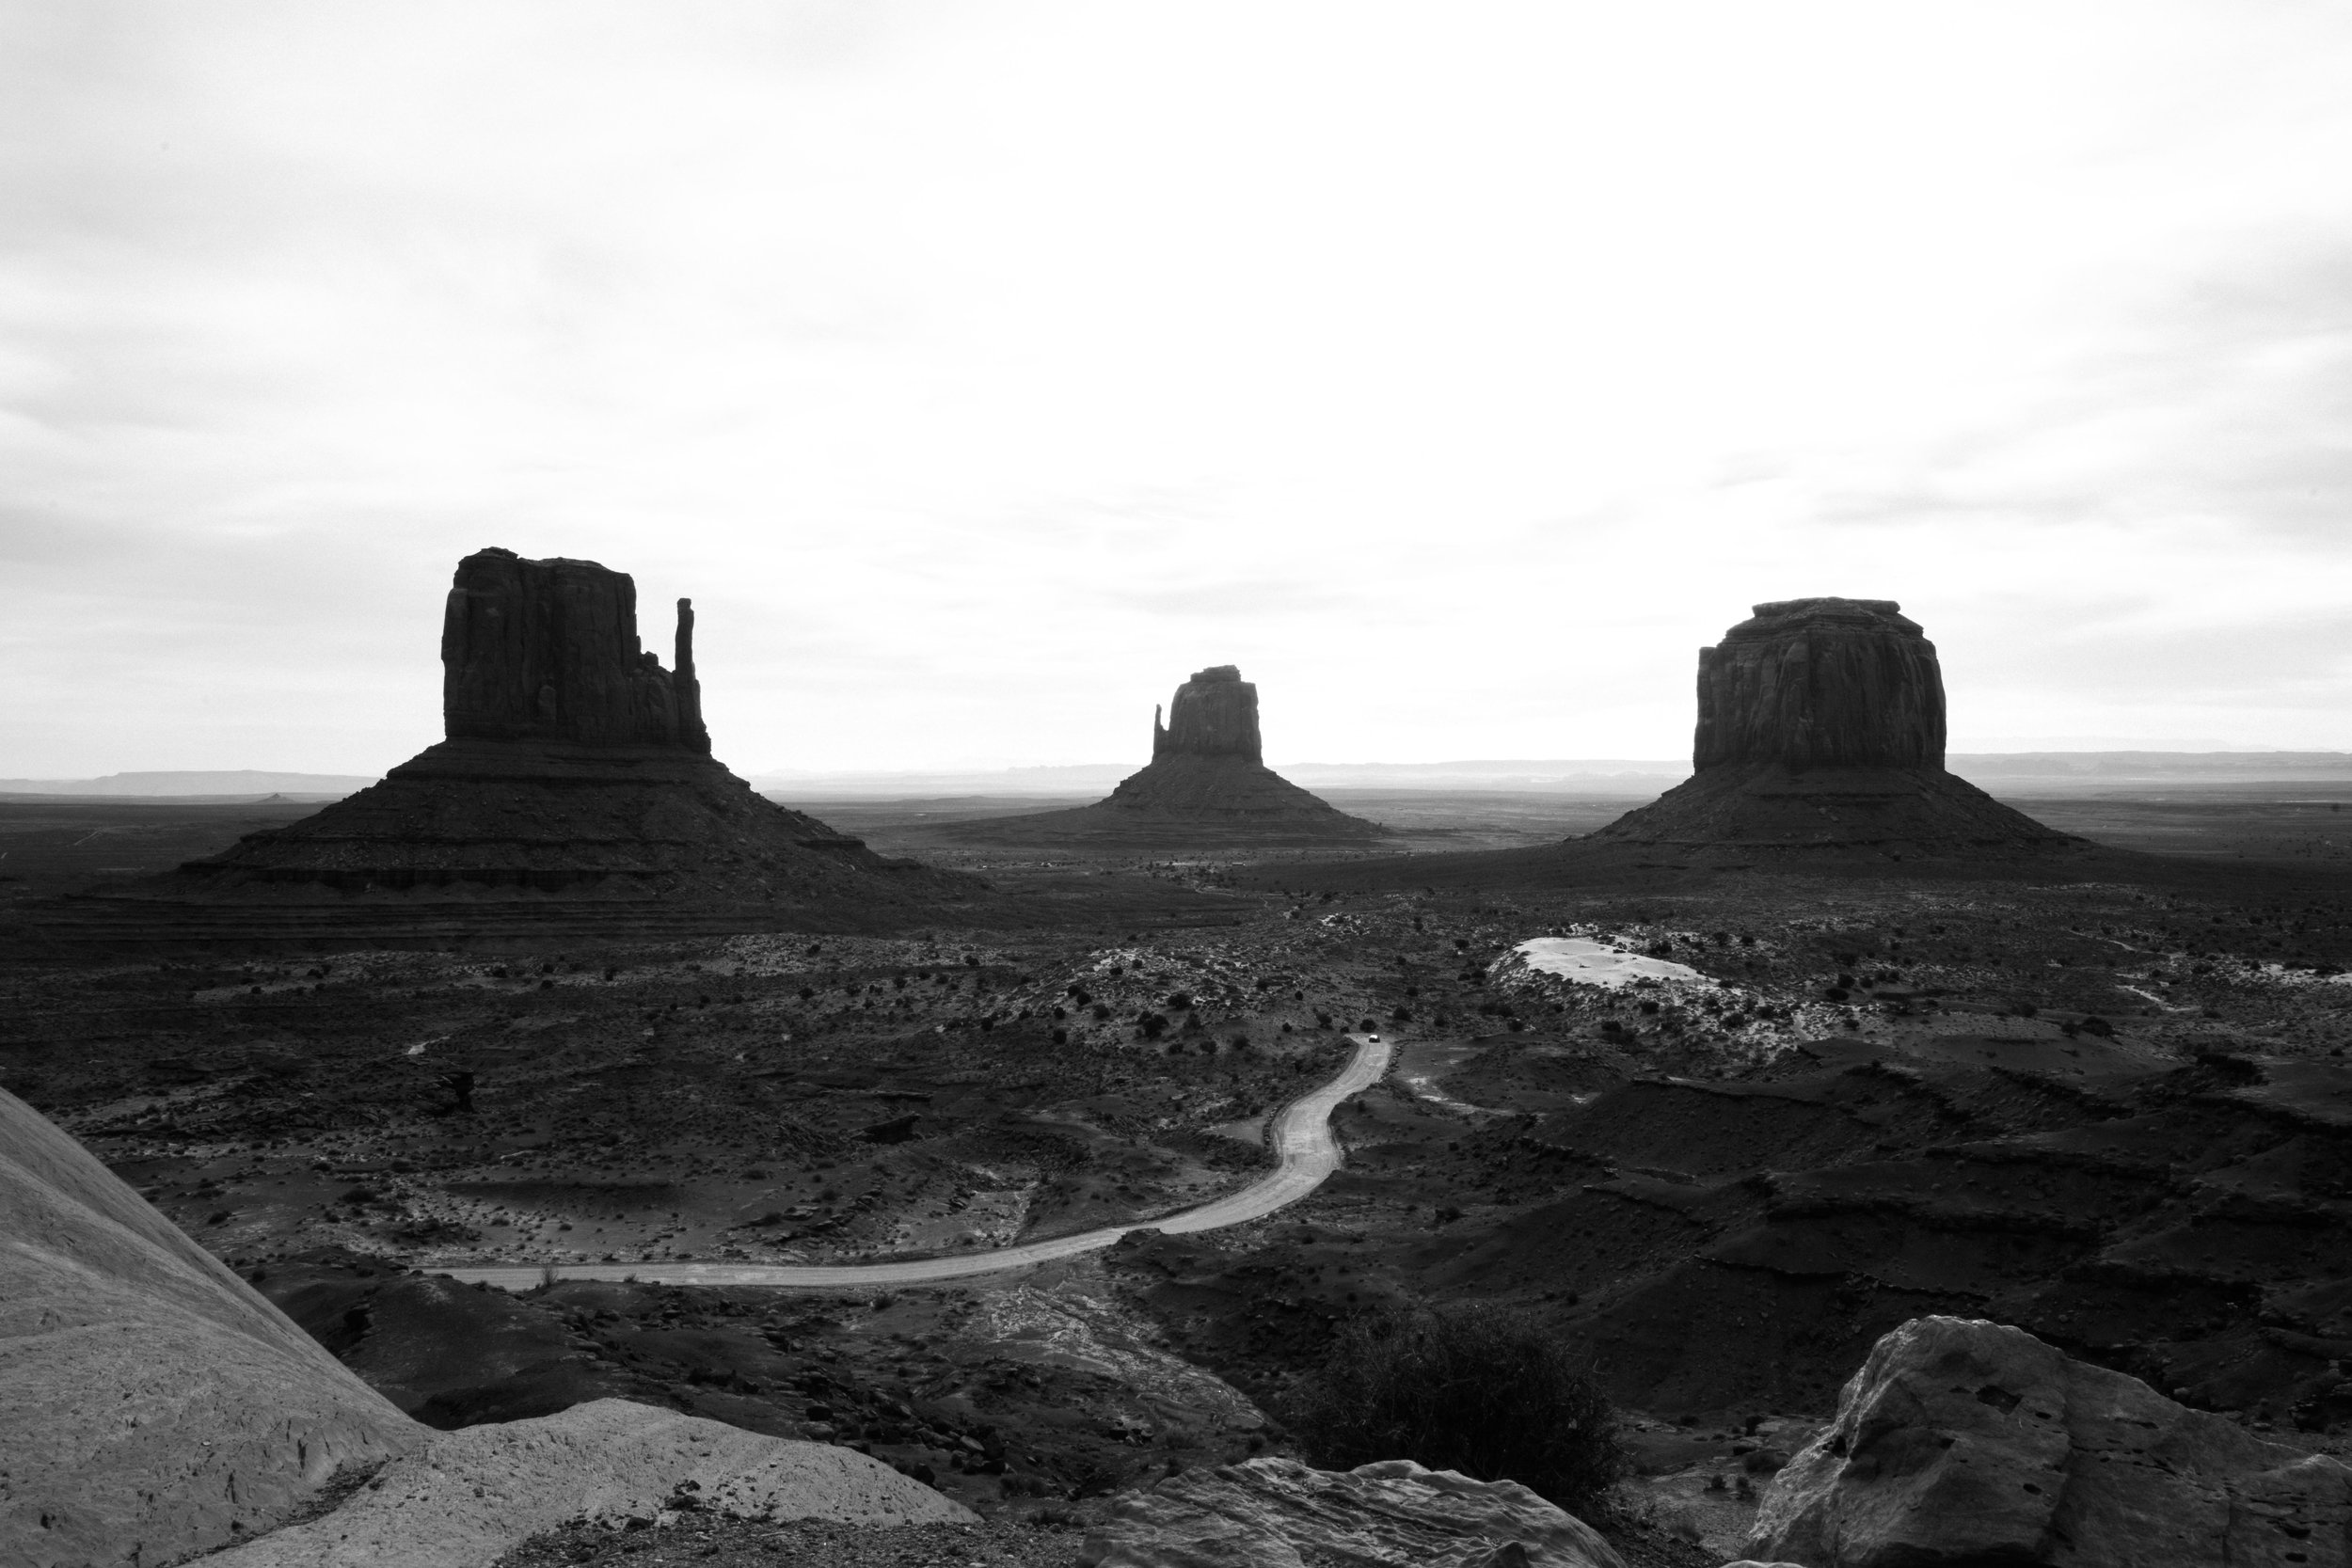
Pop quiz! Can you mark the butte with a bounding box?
[1591,596,2074,858]
[47,548,980,945]
[946,665,1386,848]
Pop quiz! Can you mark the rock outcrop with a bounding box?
[1,1081,971,1566]
[1151,664,1264,761]
[441,548,707,751]
[946,667,1386,847]
[1747,1315,2352,1568]
[0,1085,424,1567]
[1082,1456,1626,1568]
[1692,598,1943,771]
[208,1398,972,1568]
[54,548,983,942]
[1594,598,2071,856]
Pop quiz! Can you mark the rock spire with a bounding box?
[1593,596,2070,857]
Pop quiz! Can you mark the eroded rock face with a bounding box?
[1590,598,2071,855]
[1748,1315,2352,1567]
[1082,1457,1626,1568]
[0,1087,423,1567]
[442,547,708,752]
[1153,665,1263,762]
[1694,598,1944,772]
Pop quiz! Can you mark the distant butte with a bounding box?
[78,548,983,941]
[1591,596,2075,857]
[946,666,1386,847]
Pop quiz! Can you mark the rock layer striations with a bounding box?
[87,548,979,940]
[947,666,1384,847]
[1597,597,2069,856]
[1693,597,1943,771]
[442,548,708,751]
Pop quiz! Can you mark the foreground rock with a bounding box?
[209,1398,972,1568]
[1748,1315,2352,1567]
[1081,1456,1625,1567]
[0,1086,422,1567]
[33,547,985,946]
[947,666,1386,847]
[1595,598,2071,858]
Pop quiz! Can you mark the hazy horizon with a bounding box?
[13,740,2352,799]
[9,4,2352,776]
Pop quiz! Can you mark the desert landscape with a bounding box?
[12,8,2352,1565]
[11,572,2352,1567]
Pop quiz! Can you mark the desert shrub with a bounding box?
[1283,1302,1626,1517]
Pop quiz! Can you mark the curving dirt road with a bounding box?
[447,1033,1392,1292]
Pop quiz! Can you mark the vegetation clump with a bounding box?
[1284,1302,1627,1517]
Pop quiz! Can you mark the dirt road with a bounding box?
[447,1033,1391,1291]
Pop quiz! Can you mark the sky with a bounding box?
[6,1,2352,778]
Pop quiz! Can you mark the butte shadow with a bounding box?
[930,665,1390,850]
[23,548,998,946]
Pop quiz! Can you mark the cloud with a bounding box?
[8,2,2352,770]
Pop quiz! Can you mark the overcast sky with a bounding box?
[7,1,2352,777]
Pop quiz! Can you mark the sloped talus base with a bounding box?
[943,754,1388,847]
[15,739,991,945]
[1589,762,2075,856]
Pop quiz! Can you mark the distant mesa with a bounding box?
[1592,597,2075,857]
[58,547,979,941]
[943,665,1386,847]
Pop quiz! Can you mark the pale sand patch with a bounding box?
[1512,937,1705,989]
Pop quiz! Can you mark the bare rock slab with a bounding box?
[0,1086,422,1568]
[208,1398,974,1568]
[1079,1457,1626,1568]
[1748,1314,2352,1567]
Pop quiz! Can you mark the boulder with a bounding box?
[1746,1315,2352,1567]
[1080,1456,1626,1568]
[0,1086,423,1568]
[206,1397,973,1568]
